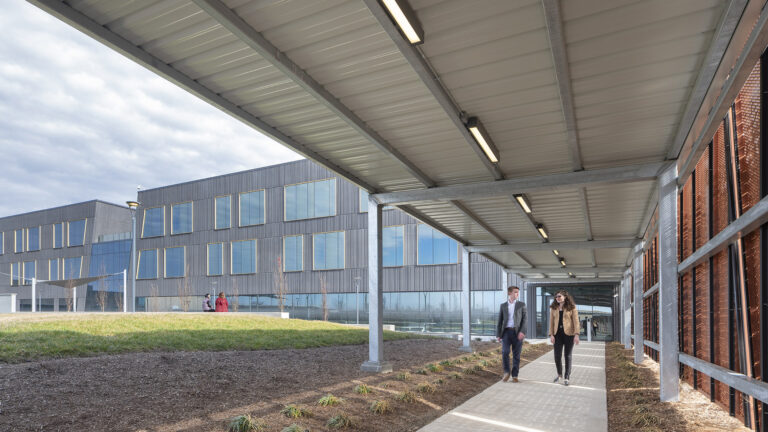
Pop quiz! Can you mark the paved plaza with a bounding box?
[419,342,607,432]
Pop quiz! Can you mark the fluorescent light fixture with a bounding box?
[126,201,140,209]
[552,250,560,257]
[466,117,500,164]
[568,272,575,278]
[514,194,532,214]
[559,258,566,267]
[381,0,424,44]
[536,224,548,240]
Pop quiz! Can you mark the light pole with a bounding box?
[126,200,140,312]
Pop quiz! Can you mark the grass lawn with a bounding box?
[0,313,426,363]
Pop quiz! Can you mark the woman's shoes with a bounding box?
[564,379,570,386]
[553,376,561,383]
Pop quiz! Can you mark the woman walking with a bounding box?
[548,290,579,386]
[215,292,229,312]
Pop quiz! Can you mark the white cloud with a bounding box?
[0,2,302,217]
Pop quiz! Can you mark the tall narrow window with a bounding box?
[164,247,185,278]
[15,229,23,252]
[10,262,20,286]
[417,224,458,265]
[137,249,158,279]
[171,202,193,234]
[285,179,336,221]
[68,219,87,246]
[239,190,265,226]
[53,222,64,248]
[63,256,82,279]
[49,258,59,281]
[383,226,404,267]
[231,239,257,274]
[26,227,40,251]
[215,196,231,229]
[22,261,35,285]
[313,231,344,270]
[0,232,4,255]
[207,243,224,276]
[283,235,303,272]
[142,207,164,238]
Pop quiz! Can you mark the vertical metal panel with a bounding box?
[633,242,645,364]
[460,248,471,352]
[361,194,389,372]
[658,162,680,402]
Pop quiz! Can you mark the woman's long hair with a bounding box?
[549,290,576,311]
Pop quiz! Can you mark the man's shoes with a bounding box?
[502,373,510,382]
[564,379,570,386]
[553,376,560,383]
[512,377,519,383]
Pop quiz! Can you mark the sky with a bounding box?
[0,2,302,217]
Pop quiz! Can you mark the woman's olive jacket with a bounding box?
[548,307,580,337]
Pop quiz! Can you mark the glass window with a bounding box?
[207,243,224,276]
[49,258,59,281]
[26,227,40,251]
[313,231,344,270]
[171,202,193,234]
[53,222,64,248]
[68,219,87,246]
[215,196,231,230]
[239,190,265,226]
[137,249,158,279]
[23,261,35,285]
[142,207,164,238]
[15,229,23,252]
[283,235,303,272]
[383,226,404,267]
[64,256,82,279]
[417,224,458,265]
[231,240,257,275]
[10,262,20,286]
[0,232,3,254]
[165,247,185,278]
[285,179,336,221]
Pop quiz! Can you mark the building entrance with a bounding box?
[534,284,617,341]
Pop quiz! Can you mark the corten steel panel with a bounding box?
[681,178,694,384]
[694,151,711,395]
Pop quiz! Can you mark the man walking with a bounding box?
[496,286,527,382]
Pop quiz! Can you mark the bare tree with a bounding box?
[64,281,75,312]
[319,275,329,321]
[96,263,108,312]
[273,256,286,313]
[231,278,239,312]
[177,264,192,312]
[114,291,124,313]
[149,284,159,312]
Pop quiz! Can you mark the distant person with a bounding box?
[202,293,215,312]
[215,292,229,312]
[495,286,526,383]
[548,290,580,386]
[592,320,598,337]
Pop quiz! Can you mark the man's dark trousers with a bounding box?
[501,327,523,377]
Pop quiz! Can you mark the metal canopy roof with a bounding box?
[30,0,765,281]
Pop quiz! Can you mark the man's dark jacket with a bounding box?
[496,300,527,339]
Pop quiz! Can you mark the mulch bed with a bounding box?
[0,339,551,431]
[605,342,750,432]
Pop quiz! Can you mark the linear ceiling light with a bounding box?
[514,194,532,214]
[536,224,549,240]
[552,249,560,256]
[381,0,424,44]
[559,258,567,267]
[568,272,575,278]
[466,117,500,164]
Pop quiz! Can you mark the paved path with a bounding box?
[418,342,607,432]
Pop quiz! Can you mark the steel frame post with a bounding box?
[659,163,680,402]
[460,247,473,352]
[623,272,632,349]
[633,242,645,364]
[31,278,36,313]
[361,195,392,372]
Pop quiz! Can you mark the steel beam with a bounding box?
[191,0,436,188]
[450,200,506,244]
[643,282,660,299]
[506,266,625,273]
[467,239,636,253]
[373,162,667,204]
[633,242,645,364]
[460,248,473,353]
[520,278,620,283]
[679,353,768,405]
[658,163,679,402]
[644,340,661,352]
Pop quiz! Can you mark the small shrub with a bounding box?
[396,372,411,381]
[396,391,416,403]
[434,378,444,385]
[427,363,443,373]
[381,382,391,388]
[281,404,311,419]
[281,425,305,432]
[478,351,490,357]
[472,364,484,372]
[369,400,390,415]
[416,382,435,393]
[453,358,463,365]
[414,368,429,375]
[317,394,343,407]
[354,384,371,395]
[479,360,489,367]
[327,413,353,429]
[227,415,265,432]
[449,372,462,380]
[462,356,470,362]
[462,367,477,375]
[438,360,453,367]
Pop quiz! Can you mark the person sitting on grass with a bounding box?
[215,292,229,312]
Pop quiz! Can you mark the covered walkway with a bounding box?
[419,342,607,432]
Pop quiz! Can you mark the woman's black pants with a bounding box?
[553,332,575,379]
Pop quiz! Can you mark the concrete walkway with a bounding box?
[418,342,607,432]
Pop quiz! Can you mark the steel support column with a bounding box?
[623,272,632,349]
[658,163,680,402]
[460,247,473,352]
[361,195,392,373]
[633,243,645,364]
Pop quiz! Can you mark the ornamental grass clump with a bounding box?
[462,366,477,375]
[317,394,343,407]
[449,372,462,380]
[227,415,266,432]
[416,382,436,394]
[414,368,429,375]
[281,404,311,419]
[478,351,490,357]
[433,378,444,385]
[479,360,489,367]
[280,424,305,432]
[396,390,416,403]
[438,360,453,367]
[427,363,443,373]
[326,413,353,429]
[354,384,371,395]
[369,400,390,415]
[396,372,411,381]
